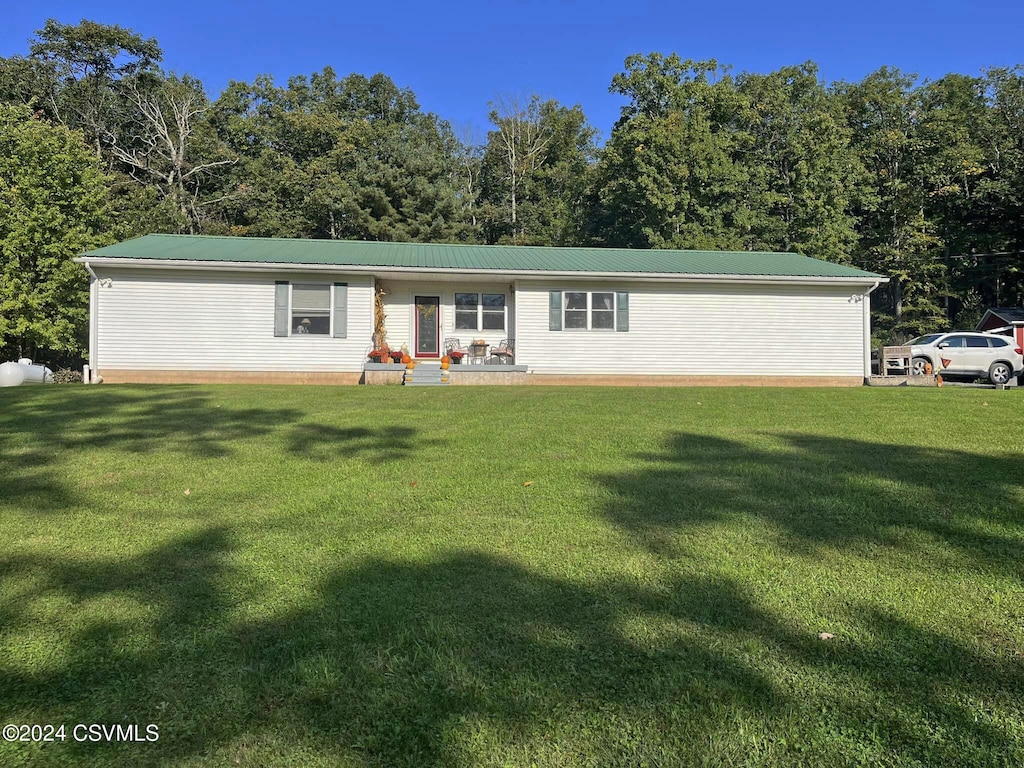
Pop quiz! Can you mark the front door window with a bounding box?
[415,296,440,356]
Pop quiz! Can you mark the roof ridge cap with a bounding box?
[135,233,810,258]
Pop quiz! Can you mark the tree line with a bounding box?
[2,19,1023,363]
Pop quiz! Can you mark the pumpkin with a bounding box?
[440,361,450,370]
[406,360,416,370]
[401,354,411,364]
[441,355,451,364]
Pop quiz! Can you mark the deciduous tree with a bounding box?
[592,56,752,250]
[29,18,162,151]
[104,72,234,232]
[0,104,112,362]
[838,68,945,334]
[480,95,596,245]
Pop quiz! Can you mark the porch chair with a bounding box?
[444,338,469,357]
[489,338,515,365]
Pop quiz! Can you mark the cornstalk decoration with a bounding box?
[373,280,388,350]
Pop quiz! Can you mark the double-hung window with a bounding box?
[274,281,348,338]
[563,291,618,330]
[550,290,628,332]
[455,292,506,331]
[291,284,331,335]
[564,292,588,329]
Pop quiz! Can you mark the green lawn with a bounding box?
[0,385,1021,767]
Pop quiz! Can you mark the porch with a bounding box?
[374,278,516,362]
[362,360,529,385]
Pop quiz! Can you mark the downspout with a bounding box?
[862,281,881,382]
[84,262,99,383]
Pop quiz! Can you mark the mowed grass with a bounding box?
[0,385,1021,767]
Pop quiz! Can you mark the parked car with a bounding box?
[898,332,1024,384]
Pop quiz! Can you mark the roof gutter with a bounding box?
[75,256,887,287]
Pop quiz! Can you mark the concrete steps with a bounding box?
[403,364,450,386]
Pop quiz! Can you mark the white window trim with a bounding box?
[290,282,333,337]
[563,291,617,331]
[454,291,507,332]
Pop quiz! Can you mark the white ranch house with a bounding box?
[76,235,886,385]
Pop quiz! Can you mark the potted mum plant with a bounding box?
[367,349,385,363]
[449,350,466,364]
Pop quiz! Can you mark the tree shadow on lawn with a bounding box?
[0,388,434,512]
[1,531,1021,766]
[286,424,445,464]
[0,387,303,459]
[597,432,1024,579]
[0,388,301,513]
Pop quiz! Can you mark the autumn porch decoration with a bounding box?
[448,350,465,364]
[440,355,451,370]
[372,281,388,349]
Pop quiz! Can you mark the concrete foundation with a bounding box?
[97,370,362,385]
[97,368,866,387]
[528,375,865,387]
[866,375,939,387]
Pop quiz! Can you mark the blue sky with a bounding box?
[4,1,1023,143]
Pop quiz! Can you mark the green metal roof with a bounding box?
[82,234,883,279]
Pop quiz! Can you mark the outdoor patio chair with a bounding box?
[489,338,515,364]
[444,338,469,357]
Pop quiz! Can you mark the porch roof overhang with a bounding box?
[75,256,887,288]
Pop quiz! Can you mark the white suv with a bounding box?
[907,332,1024,384]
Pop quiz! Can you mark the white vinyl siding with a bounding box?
[94,269,372,372]
[92,269,868,377]
[517,279,867,376]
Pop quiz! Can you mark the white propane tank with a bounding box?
[0,360,54,386]
[0,362,24,387]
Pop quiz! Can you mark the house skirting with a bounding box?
[448,368,528,385]
[526,374,864,387]
[97,368,863,387]
[97,369,362,385]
